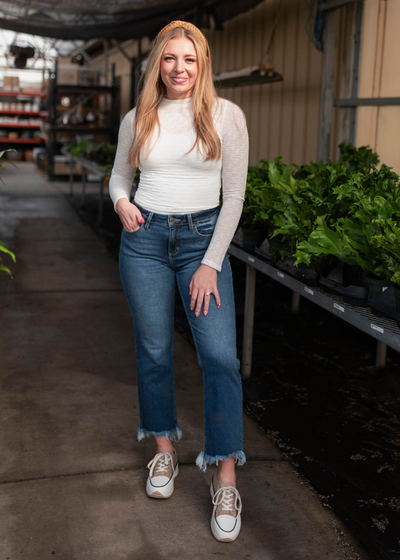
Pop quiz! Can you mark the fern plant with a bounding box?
[0,150,16,277]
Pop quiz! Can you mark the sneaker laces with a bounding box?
[212,485,242,516]
[147,451,175,478]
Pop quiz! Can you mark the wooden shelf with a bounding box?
[0,137,41,144]
[0,110,41,116]
[0,124,40,129]
[0,90,44,97]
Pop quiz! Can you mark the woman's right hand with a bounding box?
[116,198,144,231]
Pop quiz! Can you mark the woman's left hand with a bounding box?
[189,264,221,317]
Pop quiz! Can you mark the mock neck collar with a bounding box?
[161,95,192,106]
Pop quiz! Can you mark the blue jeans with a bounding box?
[118,200,246,472]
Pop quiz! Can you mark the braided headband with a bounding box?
[155,20,209,54]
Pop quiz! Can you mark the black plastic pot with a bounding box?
[232,226,269,251]
[320,262,368,306]
[368,284,400,327]
[394,284,400,313]
[254,237,273,260]
[366,275,392,300]
[275,257,321,286]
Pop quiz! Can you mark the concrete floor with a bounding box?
[0,162,371,559]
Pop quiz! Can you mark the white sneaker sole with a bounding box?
[210,481,241,542]
[146,463,179,499]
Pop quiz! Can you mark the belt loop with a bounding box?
[187,213,193,232]
[145,212,153,229]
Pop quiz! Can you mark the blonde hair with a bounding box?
[128,24,222,167]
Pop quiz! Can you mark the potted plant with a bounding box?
[233,158,272,250]
[0,150,16,277]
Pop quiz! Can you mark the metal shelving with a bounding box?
[47,60,120,181]
[228,243,400,377]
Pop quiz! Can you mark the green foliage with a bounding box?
[294,164,400,284]
[0,150,17,277]
[243,143,400,283]
[338,141,380,173]
[0,240,16,278]
[64,140,117,169]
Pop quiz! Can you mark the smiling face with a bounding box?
[160,36,199,100]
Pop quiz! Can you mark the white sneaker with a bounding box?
[146,448,179,499]
[210,474,242,542]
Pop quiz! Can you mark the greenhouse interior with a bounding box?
[0,0,399,558]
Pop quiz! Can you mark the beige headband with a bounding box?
[155,20,209,54]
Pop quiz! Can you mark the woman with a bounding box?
[109,20,249,542]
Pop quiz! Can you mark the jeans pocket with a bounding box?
[123,222,145,235]
[193,215,218,238]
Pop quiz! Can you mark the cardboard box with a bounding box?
[2,76,20,91]
[54,162,83,175]
[57,57,79,85]
[11,76,20,91]
[24,150,34,162]
[3,76,13,90]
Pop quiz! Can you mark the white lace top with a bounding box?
[109,95,249,271]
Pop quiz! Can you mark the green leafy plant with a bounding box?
[0,150,17,277]
[255,159,354,261]
[294,165,400,285]
[338,141,380,174]
[64,140,117,168]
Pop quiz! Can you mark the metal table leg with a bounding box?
[80,168,86,209]
[376,340,387,369]
[292,291,301,314]
[241,264,257,379]
[69,161,74,197]
[97,176,104,226]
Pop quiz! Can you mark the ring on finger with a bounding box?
[205,292,211,296]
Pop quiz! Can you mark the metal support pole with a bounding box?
[103,40,109,111]
[349,0,363,145]
[81,168,86,205]
[242,265,257,379]
[69,160,74,197]
[97,177,104,226]
[291,291,301,314]
[376,341,387,369]
[80,167,86,209]
[318,9,338,162]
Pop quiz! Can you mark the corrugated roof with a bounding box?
[0,0,265,40]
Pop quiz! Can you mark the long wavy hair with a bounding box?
[128,26,222,167]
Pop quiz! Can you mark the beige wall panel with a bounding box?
[292,0,313,165]
[375,107,400,171]
[305,32,323,164]
[379,0,400,96]
[356,106,378,149]
[354,0,400,174]
[357,0,380,96]
[280,0,298,165]
[268,0,285,163]
[207,0,323,166]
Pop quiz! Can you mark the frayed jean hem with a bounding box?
[195,450,246,473]
[137,425,182,442]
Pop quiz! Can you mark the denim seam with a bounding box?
[168,226,180,257]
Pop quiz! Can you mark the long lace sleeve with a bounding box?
[201,100,249,271]
[109,108,137,213]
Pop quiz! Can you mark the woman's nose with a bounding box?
[174,60,184,72]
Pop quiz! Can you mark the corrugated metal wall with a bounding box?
[356,0,400,174]
[204,0,324,166]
